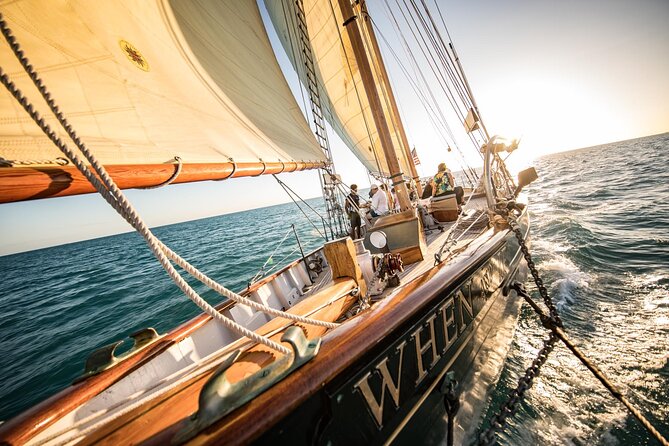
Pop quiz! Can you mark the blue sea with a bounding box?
[1,133,667,445]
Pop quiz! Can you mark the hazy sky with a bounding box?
[1,0,667,255]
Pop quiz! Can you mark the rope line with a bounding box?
[273,174,328,240]
[0,13,339,356]
[0,156,69,167]
[510,283,669,446]
[249,227,295,284]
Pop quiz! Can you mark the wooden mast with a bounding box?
[337,0,411,211]
[358,0,423,197]
[0,160,326,204]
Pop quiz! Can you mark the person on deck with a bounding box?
[432,162,464,205]
[390,188,400,212]
[345,184,362,239]
[421,178,434,199]
[369,184,389,218]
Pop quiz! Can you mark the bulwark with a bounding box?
[320,246,508,442]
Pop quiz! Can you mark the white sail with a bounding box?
[264,0,413,178]
[0,0,326,167]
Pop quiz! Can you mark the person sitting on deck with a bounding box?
[432,162,464,205]
[421,178,434,199]
[345,184,362,239]
[369,184,389,218]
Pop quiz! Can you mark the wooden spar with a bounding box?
[0,160,327,204]
[358,0,423,197]
[337,0,411,211]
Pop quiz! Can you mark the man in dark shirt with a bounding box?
[346,184,362,239]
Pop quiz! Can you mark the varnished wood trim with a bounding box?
[0,161,327,203]
[0,297,234,445]
[178,230,512,445]
[74,280,358,446]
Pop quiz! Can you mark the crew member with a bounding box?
[369,184,389,218]
[433,162,464,205]
[345,184,362,239]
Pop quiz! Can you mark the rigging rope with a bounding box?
[380,1,482,184]
[249,227,296,284]
[273,174,328,240]
[390,0,487,154]
[0,14,340,356]
[479,206,668,446]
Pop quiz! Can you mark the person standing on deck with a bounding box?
[369,184,389,218]
[345,184,362,239]
[390,188,400,212]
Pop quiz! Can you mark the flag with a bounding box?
[411,147,421,165]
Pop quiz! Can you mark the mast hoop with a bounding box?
[388,172,406,186]
[227,158,238,179]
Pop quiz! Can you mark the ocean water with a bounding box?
[1,134,667,445]
[481,133,669,445]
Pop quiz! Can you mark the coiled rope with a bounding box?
[0,13,339,356]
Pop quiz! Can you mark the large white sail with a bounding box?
[0,0,326,167]
[264,0,413,178]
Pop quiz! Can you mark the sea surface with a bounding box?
[1,133,667,445]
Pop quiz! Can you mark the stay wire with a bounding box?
[273,174,327,240]
[402,0,483,151]
[429,0,491,141]
[249,227,295,284]
[409,0,472,112]
[390,0,484,162]
[381,3,481,181]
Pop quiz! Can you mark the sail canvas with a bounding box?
[0,0,326,167]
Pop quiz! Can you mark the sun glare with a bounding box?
[484,75,630,167]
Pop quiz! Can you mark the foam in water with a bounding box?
[2,134,668,444]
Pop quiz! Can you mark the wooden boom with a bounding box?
[0,160,328,203]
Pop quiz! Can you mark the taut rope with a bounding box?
[0,13,339,356]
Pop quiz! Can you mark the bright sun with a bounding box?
[482,75,629,168]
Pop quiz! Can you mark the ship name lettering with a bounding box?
[438,297,456,352]
[353,281,475,427]
[353,340,407,427]
[457,287,473,334]
[413,314,440,385]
